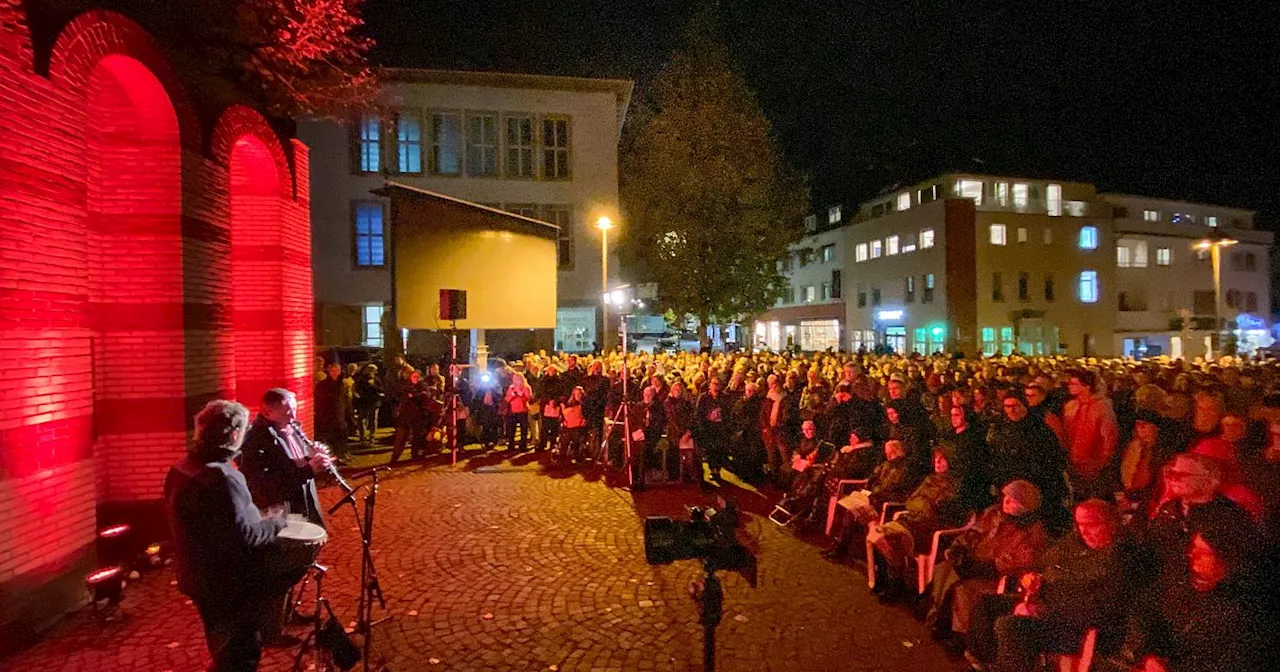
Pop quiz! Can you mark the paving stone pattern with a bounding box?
[3,457,959,671]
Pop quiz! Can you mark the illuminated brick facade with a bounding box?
[0,4,312,647]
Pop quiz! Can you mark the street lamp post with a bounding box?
[596,216,614,354]
[1195,232,1238,359]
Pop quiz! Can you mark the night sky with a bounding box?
[364,0,1279,229]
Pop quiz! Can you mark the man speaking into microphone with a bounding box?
[241,388,331,529]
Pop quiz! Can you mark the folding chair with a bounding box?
[824,478,868,536]
[912,514,976,595]
[865,502,906,589]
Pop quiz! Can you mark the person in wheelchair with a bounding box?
[772,420,836,525]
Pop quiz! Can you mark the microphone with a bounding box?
[327,484,363,515]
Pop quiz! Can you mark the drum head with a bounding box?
[279,520,328,543]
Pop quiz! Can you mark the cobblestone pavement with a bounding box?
[4,450,960,671]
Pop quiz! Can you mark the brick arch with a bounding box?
[1,0,33,67]
[212,105,297,199]
[46,10,201,152]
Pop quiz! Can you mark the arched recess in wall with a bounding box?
[83,53,184,502]
[214,105,311,419]
[230,133,287,410]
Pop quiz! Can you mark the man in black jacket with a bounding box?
[240,388,330,528]
[165,399,286,671]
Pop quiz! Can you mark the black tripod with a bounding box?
[691,559,724,672]
[291,563,335,672]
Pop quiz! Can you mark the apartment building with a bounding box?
[752,207,847,351]
[298,69,632,353]
[1102,195,1272,358]
[767,173,1272,358]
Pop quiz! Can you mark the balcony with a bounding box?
[974,198,1089,217]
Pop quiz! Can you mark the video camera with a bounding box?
[642,499,757,586]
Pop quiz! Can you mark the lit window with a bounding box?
[353,202,385,267]
[466,113,498,177]
[1078,226,1098,250]
[1143,209,1160,222]
[1017,227,1028,243]
[1172,213,1195,225]
[1116,245,1131,268]
[505,116,535,177]
[981,327,996,356]
[1044,228,1053,245]
[1000,327,1015,356]
[431,112,462,175]
[923,273,935,303]
[829,205,842,224]
[1079,271,1099,303]
[994,182,1009,206]
[1013,183,1030,209]
[920,229,935,248]
[870,240,883,258]
[855,243,868,262]
[357,114,380,173]
[896,193,911,211]
[918,185,938,204]
[1206,216,1218,227]
[542,117,571,179]
[805,286,817,302]
[956,179,984,204]
[821,244,835,263]
[913,328,928,355]
[396,114,422,173]
[363,304,384,347]
[1064,201,1086,217]
[1133,241,1148,268]
[886,235,900,255]
[1156,247,1171,266]
[821,282,832,300]
[990,224,1007,245]
[1046,184,1062,216]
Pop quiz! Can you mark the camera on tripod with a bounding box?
[642,500,756,585]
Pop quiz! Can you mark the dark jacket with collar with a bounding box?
[239,416,325,527]
[164,454,286,603]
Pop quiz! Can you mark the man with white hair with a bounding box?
[165,399,286,671]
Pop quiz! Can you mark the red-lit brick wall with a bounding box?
[0,6,313,644]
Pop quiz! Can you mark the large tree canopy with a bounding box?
[618,17,808,340]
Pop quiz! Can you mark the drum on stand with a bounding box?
[268,517,328,581]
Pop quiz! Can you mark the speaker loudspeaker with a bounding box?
[439,289,467,321]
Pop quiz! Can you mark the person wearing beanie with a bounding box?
[926,480,1050,646]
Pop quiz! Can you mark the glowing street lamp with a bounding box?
[596,216,615,352]
[1195,232,1238,359]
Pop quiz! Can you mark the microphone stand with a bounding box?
[349,467,390,672]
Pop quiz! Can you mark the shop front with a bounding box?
[753,301,845,352]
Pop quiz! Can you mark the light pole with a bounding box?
[596,216,614,354]
[1195,232,1238,359]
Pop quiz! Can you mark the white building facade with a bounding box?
[767,174,1271,359]
[298,69,632,352]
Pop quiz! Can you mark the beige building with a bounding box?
[1101,194,1272,358]
[298,68,632,354]
[767,173,1271,359]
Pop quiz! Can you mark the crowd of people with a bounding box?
[316,347,1280,671]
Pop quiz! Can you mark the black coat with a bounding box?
[164,455,285,604]
[239,416,325,527]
